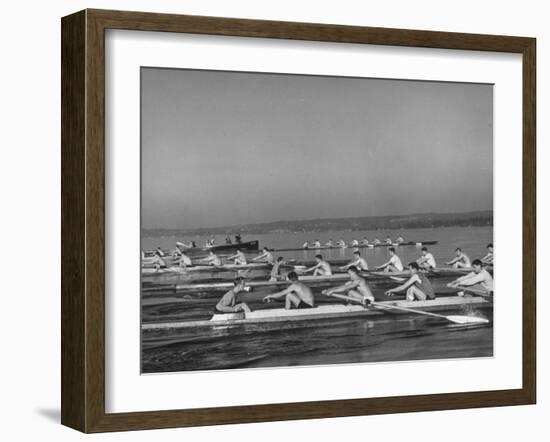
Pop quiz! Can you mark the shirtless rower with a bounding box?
[446,248,471,269]
[481,243,494,265]
[341,250,369,271]
[376,247,404,273]
[373,237,381,245]
[303,254,332,276]
[384,236,393,245]
[269,256,286,282]
[215,277,251,313]
[313,239,322,248]
[152,251,167,272]
[253,247,275,265]
[350,239,359,247]
[336,239,347,248]
[447,259,493,294]
[200,250,222,266]
[325,239,334,247]
[177,251,193,268]
[361,237,370,246]
[227,249,247,265]
[386,262,436,301]
[396,235,405,244]
[263,271,315,310]
[323,266,374,305]
[416,247,437,270]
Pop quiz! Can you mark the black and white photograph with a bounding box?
[140,67,494,374]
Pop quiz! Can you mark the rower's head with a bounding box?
[263,247,269,252]
[315,254,323,262]
[472,259,483,273]
[455,248,462,256]
[421,246,428,255]
[408,262,420,273]
[353,251,361,257]
[287,271,299,282]
[487,243,493,252]
[389,247,396,256]
[233,277,246,291]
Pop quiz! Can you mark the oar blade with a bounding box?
[447,315,489,325]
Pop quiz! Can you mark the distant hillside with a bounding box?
[143,210,493,237]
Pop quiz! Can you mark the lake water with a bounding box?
[141,225,493,373]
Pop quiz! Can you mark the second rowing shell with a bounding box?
[166,268,471,292]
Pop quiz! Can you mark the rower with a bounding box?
[253,247,275,265]
[341,250,369,271]
[235,233,242,244]
[323,266,374,305]
[227,249,247,265]
[447,259,493,294]
[386,262,436,301]
[269,256,286,282]
[303,254,332,276]
[325,239,334,247]
[384,236,392,245]
[177,251,193,268]
[446,248,471,269]
[302,241,309,249]
[396,235,405,244]
[215,277,251,313]
[481,243,494,265]
[376,247,404,273]
[350,239,359,247]
[200,250,222,266]
[313,239,321,248]
[263,271,315,310]
[190,241,197,248]
[337,239,347,248]
[152,251,167,272]
[225,236,232,244]
[373,237,381,245]
[361,237,369,246]
[416,247,437,270]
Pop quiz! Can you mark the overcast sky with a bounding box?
[141,68,493,230]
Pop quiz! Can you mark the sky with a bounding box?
[141,68,493,230]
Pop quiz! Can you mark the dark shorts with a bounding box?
[296,301,314,309]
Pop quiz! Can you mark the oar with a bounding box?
[370,301,489,325]
[454,286,493,298]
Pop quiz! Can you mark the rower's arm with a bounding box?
[266,286,295,299]
[377,259,391,269]
[417,256,427,264]
[329,280,357,294]
[457,273,485,287]
[304,263,320,273]
[446,256,459,265]
[388,275,418,293]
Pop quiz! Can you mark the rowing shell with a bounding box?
[269,240,438,252]
[142,295,491,330]
[159,268,471,292]
[142,262,279,275]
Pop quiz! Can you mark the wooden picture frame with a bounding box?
[61,9,536,433]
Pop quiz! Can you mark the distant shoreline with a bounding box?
[142,210,493,237]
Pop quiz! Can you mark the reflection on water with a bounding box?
[141,226,493,373]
